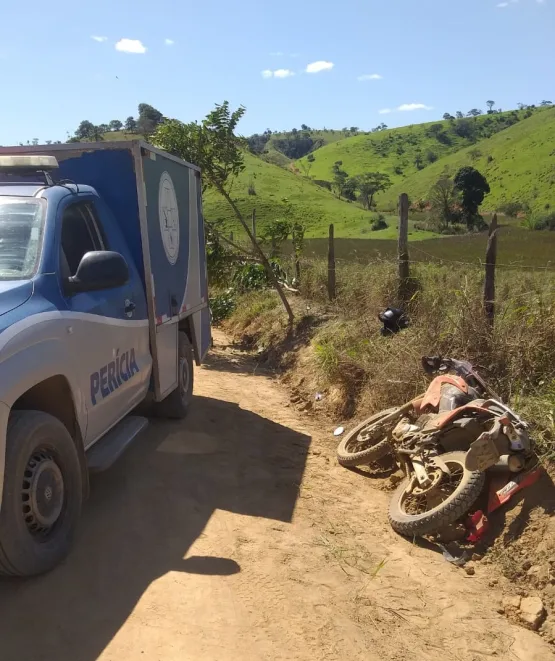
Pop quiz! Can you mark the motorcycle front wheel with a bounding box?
[336,407,401,467]
[388,451,485,537]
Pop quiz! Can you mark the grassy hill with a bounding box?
[94,106,555,241]
[380,106,555,212]
[296,109,538,196]
[254,129,357,168]
[203,151,434,240]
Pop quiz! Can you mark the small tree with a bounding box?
[467,109,482,117]
[351,172,392,209]
[262,219,291,258]
[443,112,455,120]
[428,123,444,139]
[331,161,349,198]
[453,166,490,230]
[153,101,294,324]
[125,116,137,132]
[455,111,464,119]
[89,126,104,142]
[137,103,164,135]
[109,119,123,131]
[486,100,495,114]
[429,177,458,228]
[74,120,95,140]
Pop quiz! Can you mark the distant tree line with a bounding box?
[67,103,164,143]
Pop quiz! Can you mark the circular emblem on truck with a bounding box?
[158,171,180,265]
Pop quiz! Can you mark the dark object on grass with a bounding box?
[378,307,409,335]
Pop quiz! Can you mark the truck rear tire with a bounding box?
[154,331,194,419]
[0,411,83,576]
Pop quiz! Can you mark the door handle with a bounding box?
[124,300,136,316]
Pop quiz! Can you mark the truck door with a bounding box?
[58,199,150,445]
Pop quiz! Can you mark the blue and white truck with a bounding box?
[0,141,211,576]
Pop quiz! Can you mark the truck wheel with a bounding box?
[155,331,194,419]
[0,411,82,576]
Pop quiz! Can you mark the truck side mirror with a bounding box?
[67,251,129,294]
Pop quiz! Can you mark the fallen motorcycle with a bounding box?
[337,356,534,537]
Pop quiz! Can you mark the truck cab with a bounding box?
[0,145,211,576]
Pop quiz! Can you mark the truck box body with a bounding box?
[0,142,212,574]
[0,141,211,398]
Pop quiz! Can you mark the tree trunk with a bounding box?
[216,185,295,326]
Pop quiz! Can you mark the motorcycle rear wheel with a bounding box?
[336,407,401,467]
[388,451,485,537]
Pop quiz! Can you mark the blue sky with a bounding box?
[1,0,553,144]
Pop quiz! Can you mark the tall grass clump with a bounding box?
[227,257,555,455]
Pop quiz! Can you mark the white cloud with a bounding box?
[305,60,334,74]
[115,38,147,54]
[164,38,174,46]
[379,103,433,115]
[497,2,509,6]
[398,103,433,111]
[537,0,545,4]
[261,68,294,79]
[357,73,382,81]
[91,35,107,42]
[274,68,294,78]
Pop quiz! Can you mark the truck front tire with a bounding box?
[0,411,82,576]
[154,331,194,419]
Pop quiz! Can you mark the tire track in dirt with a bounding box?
[0,329,551,661]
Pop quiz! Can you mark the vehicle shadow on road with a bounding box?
[0,392,310,661]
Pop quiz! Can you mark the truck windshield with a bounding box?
[0,197,45,279]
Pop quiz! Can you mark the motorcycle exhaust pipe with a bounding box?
[489,454,526,473]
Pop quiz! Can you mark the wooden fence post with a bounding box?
[484,213,498,326]
[398,193,410,300]
[251,208,256,240]
[328,223,336,301]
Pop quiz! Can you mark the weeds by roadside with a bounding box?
[223,257,555,458]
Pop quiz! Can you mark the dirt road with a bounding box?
[0,330,552,661]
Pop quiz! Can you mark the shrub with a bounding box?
[524,212,555,231]
[247,179,256,196]
[498,201,525,217]
[227,259,555,454]
[209,290,236,323]
[370,214,388,231]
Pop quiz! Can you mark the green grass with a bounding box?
[304,216,437,240]
[297,111,527,185]
[258,129,359,168]
[96,108,555,247]
[295,219,555,267]
[380,107,555,212]
[203,151,400,238]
